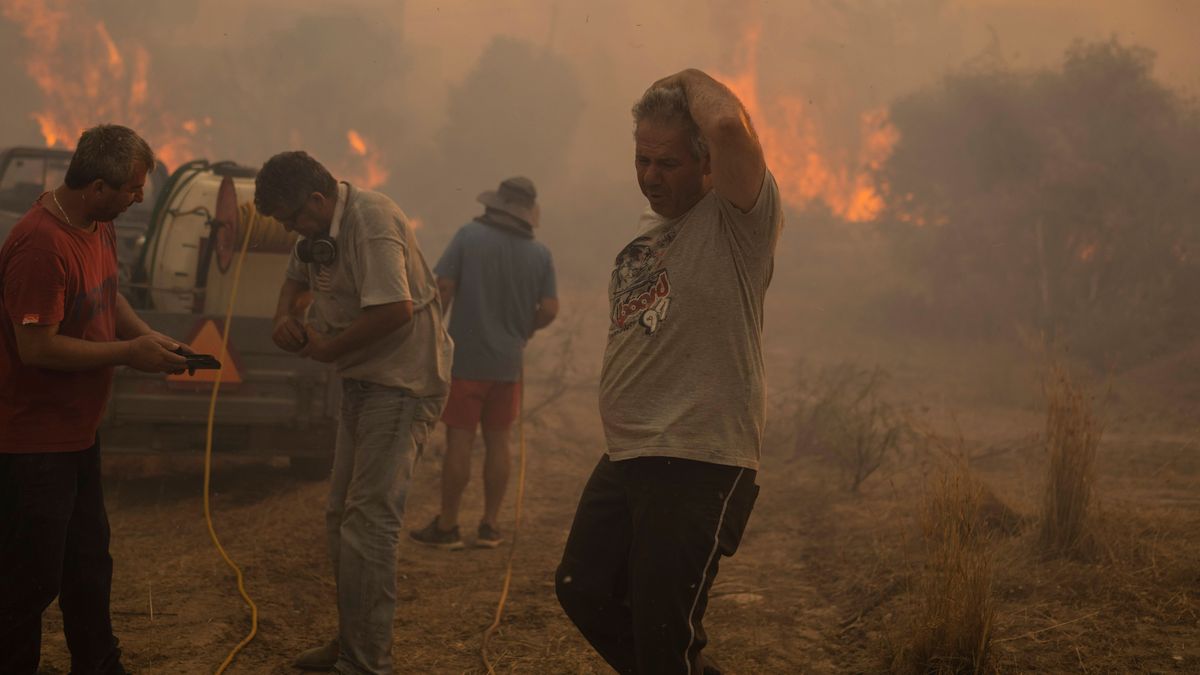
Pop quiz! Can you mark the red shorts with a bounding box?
[440,378,522,431]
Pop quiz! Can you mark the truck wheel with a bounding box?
[289,455,332,481]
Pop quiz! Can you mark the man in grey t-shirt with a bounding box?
[410,177,558,551]
[257,151,451,674]
[556,70,783,675]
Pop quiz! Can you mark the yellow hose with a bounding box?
[480,370,528,674]
[237,202,296,253]
[202,217,259,674]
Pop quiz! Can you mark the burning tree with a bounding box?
[876,39,1200,366]
[0,2,403,186]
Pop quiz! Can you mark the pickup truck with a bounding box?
[0,146,167,282]
[0,148,336,477]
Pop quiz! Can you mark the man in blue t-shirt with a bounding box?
[410,176,558,550]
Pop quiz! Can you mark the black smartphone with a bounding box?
[183,353,222,375]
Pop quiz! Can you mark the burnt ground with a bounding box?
[32,350,1200,674]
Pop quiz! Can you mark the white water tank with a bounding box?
[143,161,295,318]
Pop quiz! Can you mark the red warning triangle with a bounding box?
[166,318,243,386]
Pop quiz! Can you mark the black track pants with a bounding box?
[556,455,758,675]
[0,441,125,675]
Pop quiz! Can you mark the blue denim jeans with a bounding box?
[326,379,443,675]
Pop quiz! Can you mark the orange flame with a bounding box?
[347,129,368,156]
[1,0,207,171]
[95,22,122,72]
[344,129,389,189]
[717,26,899,222]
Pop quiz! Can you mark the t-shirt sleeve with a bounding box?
[433,228,464,281]
[3,245,67,327]
[716,170,784,257]
[540,250,558,300]
[355,215,413,308]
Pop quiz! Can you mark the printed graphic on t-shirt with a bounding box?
[65,276,118,325]
[609,230,677,336]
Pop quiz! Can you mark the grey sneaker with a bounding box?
[409,517,464,550]
[293,638,338,671]
[476,522,505,549]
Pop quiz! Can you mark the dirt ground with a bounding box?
[32,337,1200,674]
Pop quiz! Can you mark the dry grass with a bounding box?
[523,312,583,423]
[891,466,995,674]
[1038,363,1101,558]
[791,362,907,492]
[33,340,1200,673]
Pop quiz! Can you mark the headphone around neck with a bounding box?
[297,233,337,265]
[295,183,347,266]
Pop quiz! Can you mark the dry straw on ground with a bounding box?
[892,466,995,674]
[1038,363,1101,558]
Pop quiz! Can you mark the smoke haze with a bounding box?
[5,7,1199,673]
[2,0,1197,312]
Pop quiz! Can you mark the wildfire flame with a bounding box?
[347,129,368,155]
[717,26,899,222]
[344,129,389,189]
[0,0,206,170]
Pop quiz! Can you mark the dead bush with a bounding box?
[1038,363,1101,558]
[892,466,995,674]
[792,363,908,492]
[523,313,581,423]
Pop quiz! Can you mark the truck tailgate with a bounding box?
[101,311,338,456]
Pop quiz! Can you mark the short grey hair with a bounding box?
[64,124,156,189]
[631,86,708,159]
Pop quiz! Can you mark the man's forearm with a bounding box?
[25,334,132,372]
[665,68,766,212]
[674,69,749,139]
[274,279,309,323]
[321,302,413,361]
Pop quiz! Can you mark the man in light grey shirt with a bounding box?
[556,69,783,675]
[257,151,451,675]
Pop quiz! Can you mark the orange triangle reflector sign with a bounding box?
[166,318,243,386]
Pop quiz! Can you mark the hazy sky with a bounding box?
[1,0,1197,278]
[4,0,1198,155]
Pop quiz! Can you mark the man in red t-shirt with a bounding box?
[0,124,188,675]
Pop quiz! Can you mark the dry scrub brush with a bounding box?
[1038,363,1101,559]
[791,363,909,492]
[892,466,995,674]
[523,312,581,423]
